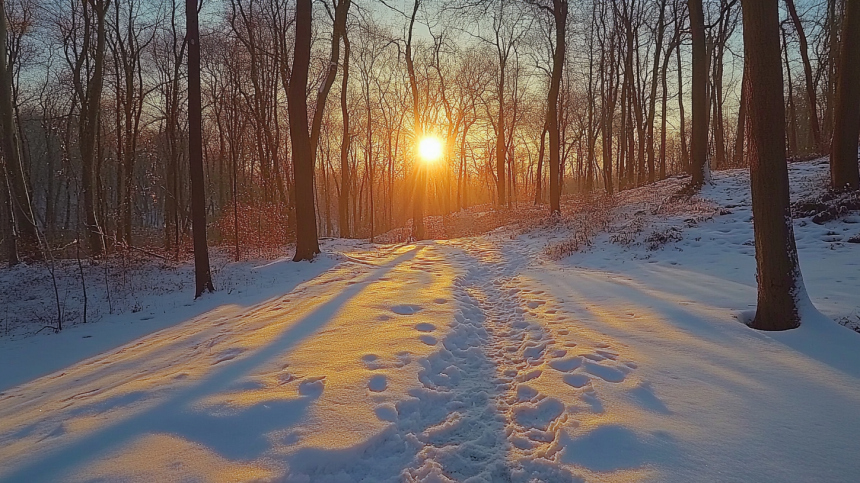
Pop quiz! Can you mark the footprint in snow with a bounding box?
[392,304,422,315]
[563,373,591,388]
[374,404,397,422]
[415,322,436,332]
[583,362,626,383]
[548,357,582,372]
[512,397,565,431]
[419,335,437,346]
[298,376,326,396]
[517,385,539,402]
[362,354,383,370]
[368,374,387,392]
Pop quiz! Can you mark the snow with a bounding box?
[1,158,859,482]
[0,249,339,392]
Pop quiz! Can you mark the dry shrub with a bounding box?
[213,200,293,259]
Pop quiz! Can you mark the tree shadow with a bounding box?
[2,248,419,481]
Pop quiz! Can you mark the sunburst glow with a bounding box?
[418,137,443,163]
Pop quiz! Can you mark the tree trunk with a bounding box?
[742,0,805,331]
[830,0,860,191]
[548,0,568,215]
[646,0,667,184]
[310,0,350,159]
[289,0,320,261]
[689,0,708,187]
[339,32,351,237]
[782,26,800,157]
[79,0,109,256]
[676,22,689,172]
[497,58,506,206]
[0,0,39,258]
[186,0,214,297]
[406,0,425,239]
[1,161,18,266]
[733,64,747,166]
[784,0,823,153]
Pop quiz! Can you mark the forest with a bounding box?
[0,0,852,253]
[2,0,860,481]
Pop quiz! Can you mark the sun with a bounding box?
[418,136,443,163]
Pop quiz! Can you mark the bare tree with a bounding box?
[0,0,38,258]
[289,0,319,261]
[529,0,567,215]
[73,0,111,255]
[829,0,860,191]
[688,0,708,187]
[186,0,213,296]
[784,0,822,153]
[742,0,805,330]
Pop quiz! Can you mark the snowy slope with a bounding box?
[1,159,859,482]
[0,249,339,392]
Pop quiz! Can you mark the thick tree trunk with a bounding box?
[186,0,214,297]
[830,0,860,191]
[689,0,708,187]
[743,0,804,331]
[289,0,320,260]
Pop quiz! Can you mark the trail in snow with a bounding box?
[2,158,860,483]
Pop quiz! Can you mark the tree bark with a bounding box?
[742,0,804,330]
[689,0,708,187]
[830,0,860,191]
[289,0,320,260]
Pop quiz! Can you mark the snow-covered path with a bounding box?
[2,228,860,482]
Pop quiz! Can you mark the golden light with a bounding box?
[418,136,443,163]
